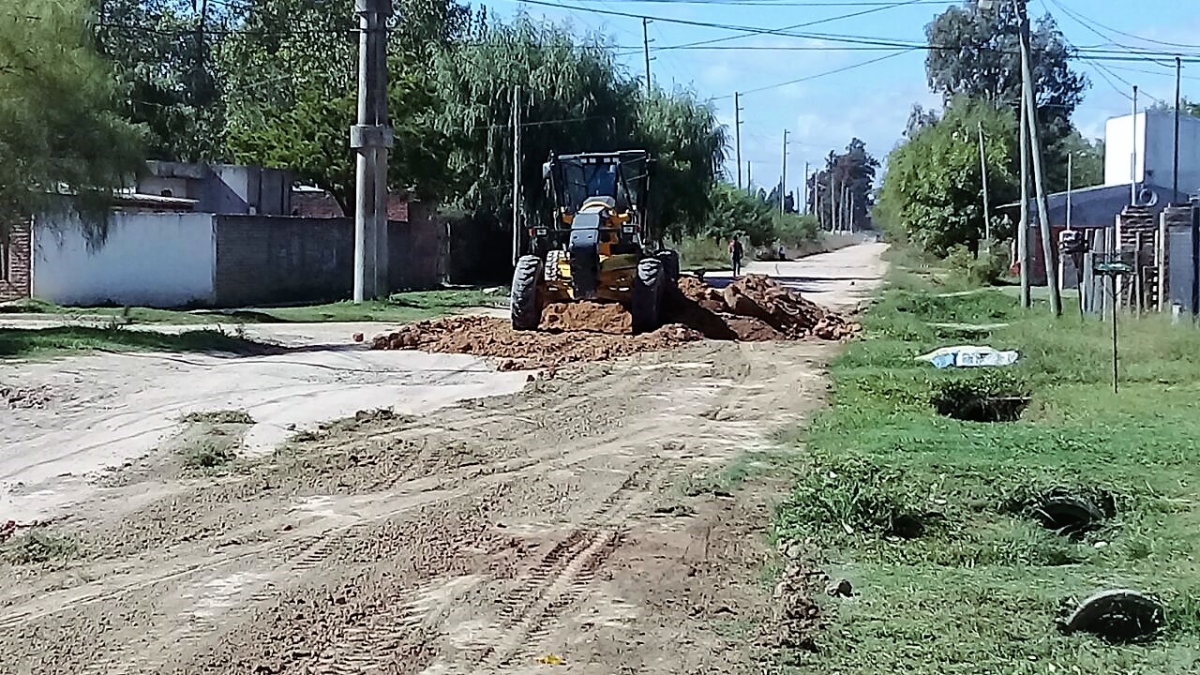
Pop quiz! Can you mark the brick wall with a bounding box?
[213,214,445,307]
[0,217,32,302]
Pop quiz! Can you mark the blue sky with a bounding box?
[480,0,1200,189]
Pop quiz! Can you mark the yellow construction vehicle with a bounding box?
[510,150,679,334]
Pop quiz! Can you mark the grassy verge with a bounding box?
[0,327,269,359]
[774,273,1200,673]
[0,288,500,326]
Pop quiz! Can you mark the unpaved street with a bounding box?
[0,244,887,675]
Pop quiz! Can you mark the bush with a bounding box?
[946,244,1008,286]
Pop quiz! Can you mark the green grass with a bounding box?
[773,274,1200,673]
[0,327,270,359]
[1,288,500,326]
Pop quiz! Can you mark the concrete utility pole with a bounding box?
[511,85,522,267]
[977,121,992,245]
[734,92,743,190]
[1017,0,1061,316]
[1175,57,1182,199]
[642,18,652,97]
[1131,85,1139,205]
[351,0,392,302]
[781,129,789,218]
[802,161,809,215]
[829,173,836,232]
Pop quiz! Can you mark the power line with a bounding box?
[1049,0,1200,52]
[652,0,929,53]
[717,48,917,98]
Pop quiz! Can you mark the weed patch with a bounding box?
[2,530,78,565]
[183,409,255,425]
[929,371,1032,422]
[180,441,238,471]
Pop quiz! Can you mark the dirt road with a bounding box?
[0,244,887,675]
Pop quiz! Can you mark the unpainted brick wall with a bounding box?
[213,214,445,307]
[0,217,32,302]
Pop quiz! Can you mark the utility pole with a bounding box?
[781,129,789,218]
[802,162,810,215]
[734,92,743,190]
[1017,0,1061,317]
[351,0,392,302]
[850,191,856,234]
[1067,152,1073,230]
[829,173,836,232]
[642,18,652,97]
[746,161,752,196]
[1175,57,1182,200]
[511,85,522,267]
[1131,85,1139,205]
[977,121,992,244]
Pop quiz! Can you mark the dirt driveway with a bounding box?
[0,244,887,675]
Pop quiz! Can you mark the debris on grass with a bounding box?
[181,441,238,470]
[1059,589,1165,644]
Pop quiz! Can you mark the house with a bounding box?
[2,162,447,309]
[998,108,1200,285]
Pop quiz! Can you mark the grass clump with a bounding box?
[929,370,1032,422]
[2,530,78,565]
[182,409,255,425]
[181,441,238,471]
[0,326,269,359]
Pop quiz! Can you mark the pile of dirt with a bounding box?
[668,275,859,341]
[372,315,703,371]
[370,274,859,369]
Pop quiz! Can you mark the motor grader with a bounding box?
[510,150,680,334]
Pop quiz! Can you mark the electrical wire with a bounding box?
[714,48,916,98]
[1049,0,1200,52]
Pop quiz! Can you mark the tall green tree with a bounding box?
[95,0,227,161]
[925,0,1088,191]
[806,138,879,231]
[1,0,144,230]
[879,97,1019,254]
[221,0,472,213]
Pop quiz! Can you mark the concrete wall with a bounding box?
[33,212,217,307]
[1,217,32,302]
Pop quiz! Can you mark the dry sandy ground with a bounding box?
[0,244,888,675]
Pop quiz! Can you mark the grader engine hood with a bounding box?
[568,211,602,299]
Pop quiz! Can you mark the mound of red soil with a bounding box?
[370,274,860,369]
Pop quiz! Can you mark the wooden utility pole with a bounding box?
[1175,57,1183,199]
[1017,0,1061,316]
[977,121,992,244]
[734,92,743,190]
[511,85,522,267]
[1131,85,1139,205]
[829,173,836,232]
[642,18,652,96]
[351,0,392,302]
[746,161,752,196]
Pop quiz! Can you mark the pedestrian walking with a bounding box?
[728,236,744,278]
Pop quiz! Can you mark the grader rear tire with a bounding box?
[632,258,665,335]
[511,255,543,331]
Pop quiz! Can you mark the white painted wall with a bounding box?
[33,212,217,307]
[1105,110,1200,194]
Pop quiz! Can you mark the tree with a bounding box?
[95,0,228,161]
[1058,130,1104,188]
[430,19,725,242]
[806,139,879,231]
[925,1,1087,191]
[878,97,1019,254]
[704,182,775,246]
[220,0,471,214]
[1,0,144,231]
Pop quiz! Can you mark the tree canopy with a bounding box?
[878,97,1019,255]
[806,138,879,231]
[1,0,144,228]
[925,0,1087,191]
